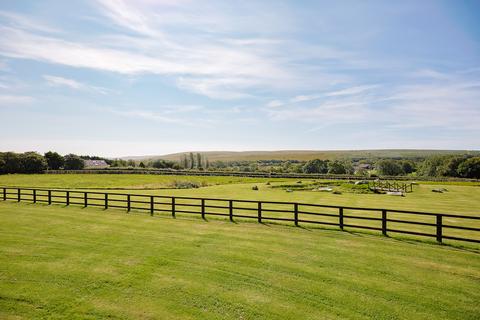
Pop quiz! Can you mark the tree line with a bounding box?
[1,151,479,178]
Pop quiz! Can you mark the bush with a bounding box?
[170,180,200,189]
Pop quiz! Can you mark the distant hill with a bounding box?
[122,149,480,162]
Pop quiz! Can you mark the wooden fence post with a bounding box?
[436,215,443,243]
[171,197,175,217]
[127,195,131,212]
[229,200,233,221]
[258,202,262,223]
[201,199,205,219]
[84,192,88,207]
[33,189,36,203]
[66,191,70,206]
[339,207,344,230]
[3,187,6,201]
[294,203,299,226]
[48,190,51,205]
[382,210,387,236]
[150,196,154,216]
[17,188,21,202]
[104,193,108,209]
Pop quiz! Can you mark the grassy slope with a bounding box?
[131,149,480,162]
[1,202,479,319]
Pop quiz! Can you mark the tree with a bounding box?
[21,152,47,173]
[437,156,466,177]
[181,155,188,169]
[44,151,64,170]
[418,156,447,177]
[327,160,346,174]
[302,159,328,174]
[196,153,202,169]
[457,157,480,178]
[1,152,23,173]
[139,162,146,168]
[127,160,136,167]
[64,154,85,170]
[376,159,403,176]
[189,152,195,169]
[399,160,416,174]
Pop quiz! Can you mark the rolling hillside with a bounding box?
[123,149,480,162]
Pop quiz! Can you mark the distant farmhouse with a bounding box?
[84,160,109,169]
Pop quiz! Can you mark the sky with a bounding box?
[0,0,479,157]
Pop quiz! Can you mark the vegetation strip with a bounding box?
[2,186,479,245]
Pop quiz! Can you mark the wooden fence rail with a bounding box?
[1,186,479,245]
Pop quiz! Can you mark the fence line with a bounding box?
[44,169,480,182]
[2,186,479,245]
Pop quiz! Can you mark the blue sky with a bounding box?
[0,0,479,157]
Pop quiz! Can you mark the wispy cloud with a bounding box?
[0,1,359,100]
[43,75,110,94]
[0,10,59,33]
[0,94,34,106]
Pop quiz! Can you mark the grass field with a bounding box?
[1,202,479,319]
[1,174,480,245]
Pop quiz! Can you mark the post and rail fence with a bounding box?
[1,186,479,245]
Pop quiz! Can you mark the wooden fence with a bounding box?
[2,186,479,245]
[368,181,414,193]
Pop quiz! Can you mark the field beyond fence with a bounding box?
[2,186,480,245]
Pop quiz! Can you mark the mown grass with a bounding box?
[2,174,480,244]
[0,174,280,189]
[1,202,479,319]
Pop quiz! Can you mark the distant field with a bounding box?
[0,174,278,189]
[1,202,479,319]
[130,149,480,162]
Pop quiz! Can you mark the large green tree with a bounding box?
[376,159,403,176]
[64,154,85,170]
[302,159,329,174]
[21,152,47,173]
[457,157,480,178]
[44,151,64,170]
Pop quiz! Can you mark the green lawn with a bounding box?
[1,174,480,245]
[0,174,279,189]
[1,202,479,319]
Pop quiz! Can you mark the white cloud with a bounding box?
[0,11,59,34]
[0,1,358,100]
[43,75,110,94]
[266,100,284,108]
[325,85,379,97]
